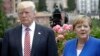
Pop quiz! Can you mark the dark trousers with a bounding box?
[0,38,3,55]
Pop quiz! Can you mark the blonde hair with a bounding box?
[17,1,36,13]
[72,15,92,30]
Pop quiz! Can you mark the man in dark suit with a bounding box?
[1,1,58,56]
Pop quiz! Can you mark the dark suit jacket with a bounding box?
[1,24,58,56]
[63,36,100,56]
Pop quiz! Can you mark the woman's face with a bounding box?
[74,22,91,39]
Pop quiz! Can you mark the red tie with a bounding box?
[24,28,31,56]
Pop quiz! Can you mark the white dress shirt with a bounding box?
[77,49,82,56]
[22,21,35,56]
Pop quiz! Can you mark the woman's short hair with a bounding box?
[72,15,92,30]
[17,1,36,13]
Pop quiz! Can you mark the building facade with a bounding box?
[46,0,67,12]
[3,0,12,15]
[77,0,99,15]
[3,0,67,17]
[3,0,21,17]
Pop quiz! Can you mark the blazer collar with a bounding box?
[77,36,93,56]
[17,24,43,56]
[31,24,43,56]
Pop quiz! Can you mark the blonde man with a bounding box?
[1,1,58,56]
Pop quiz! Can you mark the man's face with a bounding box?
[18,7,35,27]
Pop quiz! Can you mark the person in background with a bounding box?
[1,1,58,56]
[63,15,100,56]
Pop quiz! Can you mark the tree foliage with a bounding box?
[37,0,47,11]
[0,0,9,38]
[0,0,5,37]
[67,0,76,12]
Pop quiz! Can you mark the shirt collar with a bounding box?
[22,21,35,31]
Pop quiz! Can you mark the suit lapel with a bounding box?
[67,39,77,56]
[79,37,92,56]
[15,25,23,56]
[31,24,42,56]
[72,39,77,56]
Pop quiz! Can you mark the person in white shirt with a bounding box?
[1,1,58,56]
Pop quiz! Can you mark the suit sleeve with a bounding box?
[1,31,9,56]
[47,29,58,56]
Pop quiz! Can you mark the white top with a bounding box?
[77,49,82,56]
[22,21,35,56]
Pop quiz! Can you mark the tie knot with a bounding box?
[25,28,30,31]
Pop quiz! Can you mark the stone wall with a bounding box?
[15,12,51,27]
[35,16,50,27]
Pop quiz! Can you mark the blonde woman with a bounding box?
[63,15,100,56]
